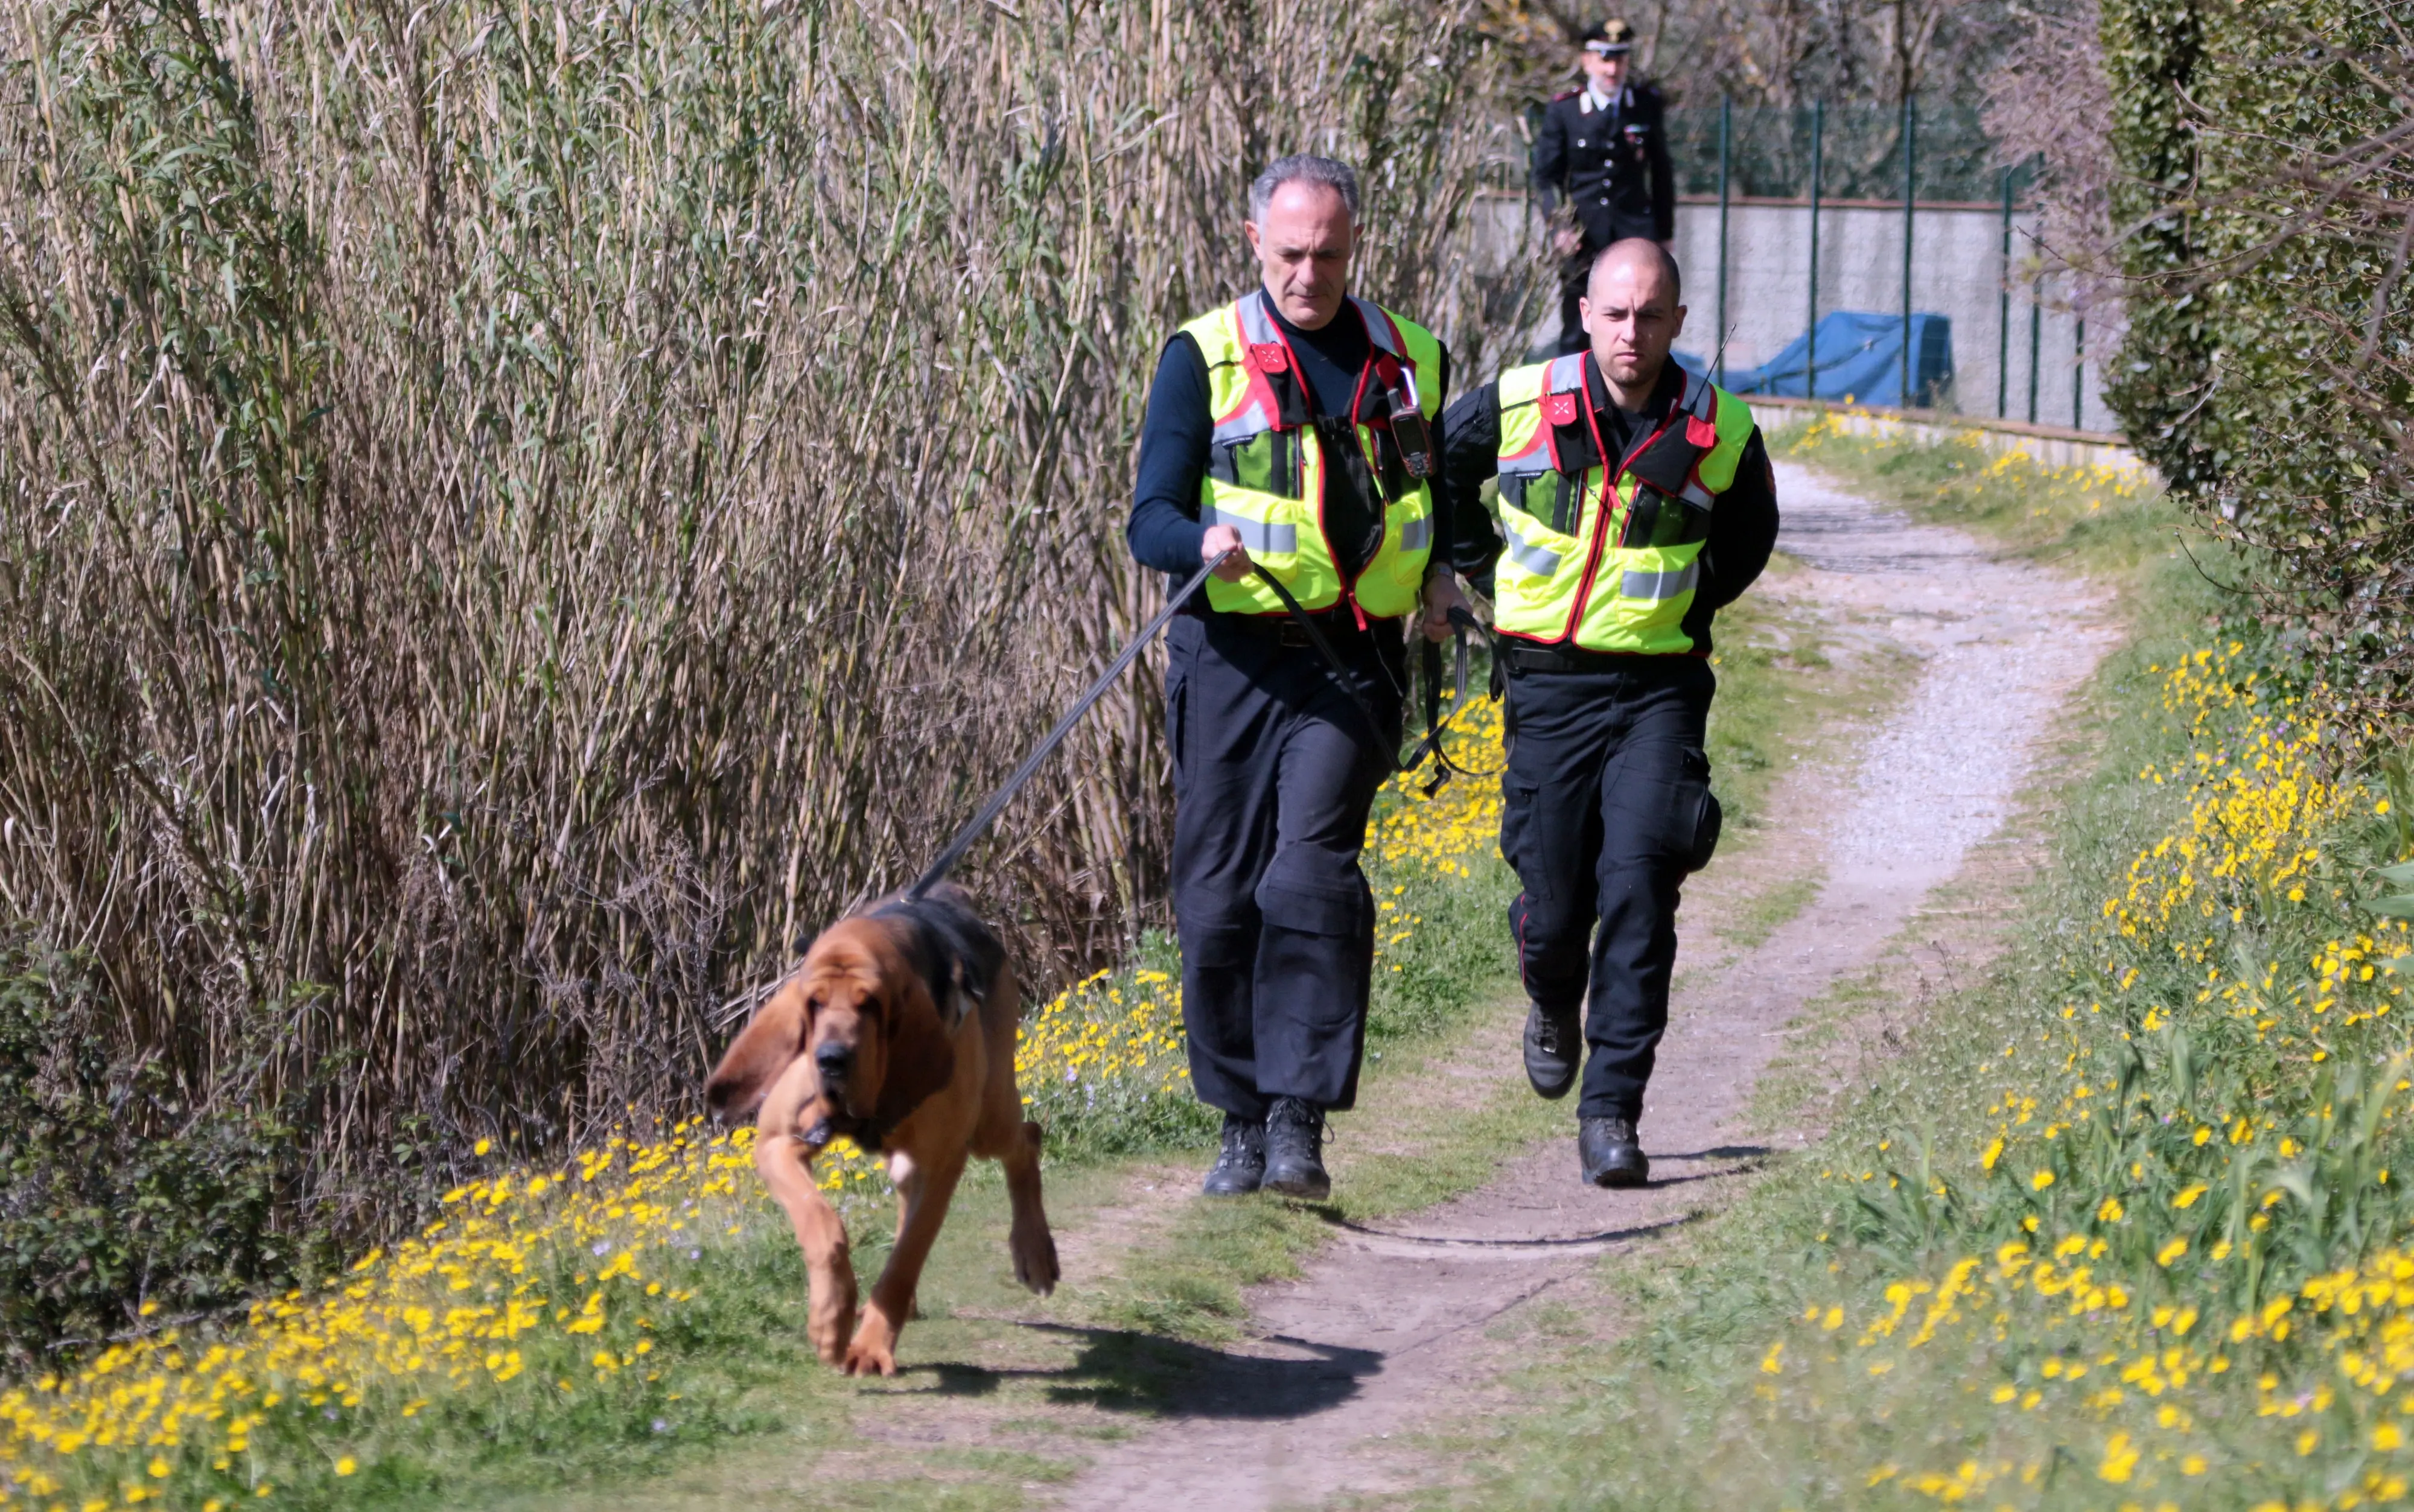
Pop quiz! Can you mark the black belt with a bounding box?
[1201,608,1398,649]
[1497,639,1694,675]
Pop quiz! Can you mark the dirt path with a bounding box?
[1051,462,2123,1511]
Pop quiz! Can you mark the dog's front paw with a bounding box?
[841,1327,898,1377]
[1013,1225,1060,1296]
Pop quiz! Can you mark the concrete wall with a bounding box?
[1471,192,2123,436]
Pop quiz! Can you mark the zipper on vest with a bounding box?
[1564,361,1680,645]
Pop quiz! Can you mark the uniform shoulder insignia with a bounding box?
[1550,88,1578,101]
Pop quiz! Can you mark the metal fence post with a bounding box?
[1716,98,1731,387]
[1998,167,2013,419]
[2074,314,2086,430]
[2027,272,2043,425]
[1806,100,1823,399]
[1900,98,1916,407]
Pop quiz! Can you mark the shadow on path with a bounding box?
[868,1321,1380,1421]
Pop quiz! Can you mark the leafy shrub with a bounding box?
[0,930,333,1364]
[2100,0,2414,707]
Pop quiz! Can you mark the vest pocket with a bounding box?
[1686,787,1724,874]
[1617,486,1713,548]
[1500,470,1580,535]
[1209,429,1299,498]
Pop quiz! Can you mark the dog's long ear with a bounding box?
[706,979,810,1120]
[870,951,957,1132]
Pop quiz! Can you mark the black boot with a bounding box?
[1263,1097,1331,1199]
[1522,1001,1582,1101]
[1201,1113,1266,1196]
[1579,1116,1649,1188]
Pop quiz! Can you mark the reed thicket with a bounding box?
[0,0,1538,1344]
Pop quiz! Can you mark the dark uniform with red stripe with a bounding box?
[1533,81,1676,355]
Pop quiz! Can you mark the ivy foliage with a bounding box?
[0,933,332,1364]
[2101,0,2414,703]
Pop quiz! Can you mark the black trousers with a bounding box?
[1166,612,1406,1119]
[1498,656,1716,1121]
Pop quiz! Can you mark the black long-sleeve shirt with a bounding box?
[1438,357,1778,654]
[1126,300,1488,601]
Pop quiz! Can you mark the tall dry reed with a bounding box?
[0,0,1539,1246]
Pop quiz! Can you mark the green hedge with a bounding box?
[2102,0,2412,703]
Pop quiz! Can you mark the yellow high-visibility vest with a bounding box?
[1177,291,1441,620]
[1489,354,1753,655]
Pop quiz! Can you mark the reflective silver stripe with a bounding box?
[1678,480,1716,509]
[1619,562,1700,600]
[1352,296,1403,357]
[1237,290,1279,346]
[1681,367,1717,419]
[1546,353,1587,394]
[1398,514,1431,552]
[1204,506,1298,554]
[1502,523,1562,577]
[1211,396,1274,444]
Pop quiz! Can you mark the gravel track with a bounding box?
[1049,461,2123,1510]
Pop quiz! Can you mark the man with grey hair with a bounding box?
[1127,154,1486,1199]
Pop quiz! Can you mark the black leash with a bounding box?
[908,554,1494,901]
[1399,604,1504,796]
[906,552,1231,901]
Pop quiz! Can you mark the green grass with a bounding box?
[1722,871,1827,951]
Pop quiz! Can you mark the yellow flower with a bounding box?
[336,1456,359,1476]
[2031,1169,2055,1191]
[2156,1237,2187,1266]
[2098,1431,2139,1483]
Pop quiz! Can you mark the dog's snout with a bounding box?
[814,1042,855,1085]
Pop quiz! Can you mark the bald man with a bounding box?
[1439,240,1778,1187]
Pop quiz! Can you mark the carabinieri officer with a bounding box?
[1127,155,1482,1200]
[1441,239,1778,1187]
[1532,19,1675,356]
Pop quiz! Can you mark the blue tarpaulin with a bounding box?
[1678,312,1954,407]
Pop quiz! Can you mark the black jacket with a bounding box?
[1532,82,1676,246]
[1438,357,1778,656]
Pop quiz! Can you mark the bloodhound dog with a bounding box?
[705,883,1058,1375]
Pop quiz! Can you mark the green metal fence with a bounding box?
[1663,101,2004,203]
[1670,103,2056,424]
